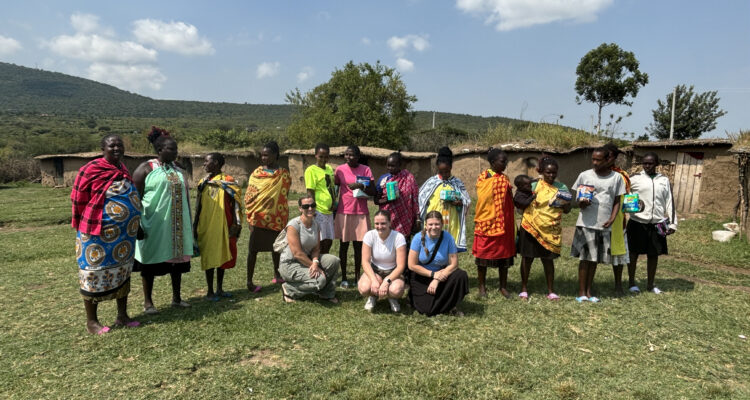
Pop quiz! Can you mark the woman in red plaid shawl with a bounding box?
[374,152,419,239]
[71,135,141,334]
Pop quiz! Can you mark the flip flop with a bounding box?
[207,295,220,302]
[281,285,295,303]
[271,278,285,284]
[114,320,141,328]
[96,326,111,335]
[575,296,589,303]
[218,292,233,298]
[588,296,601,303]
[250,286,262,293]
[629,286,641,293]
[518,291,529,299]
[546,293,560,301]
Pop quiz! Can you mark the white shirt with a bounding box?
[630,171,678,230]
[362,229,406,270]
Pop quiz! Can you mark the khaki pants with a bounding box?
[279,254,340,299]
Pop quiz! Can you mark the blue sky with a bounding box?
[1,0,748,138]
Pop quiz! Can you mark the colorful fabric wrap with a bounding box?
[376,169,419,236]
[520,179,565,254]
[244,166,291,231]
[134,159,194,264]
[71,157,133,235]
[418,175,471,251]
[76,179,141,301]
[195,173,243,271]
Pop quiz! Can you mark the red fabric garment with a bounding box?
[472,176,516,260]
[378,169,419,236]
[70,157,132,235]
[220,191,237,269]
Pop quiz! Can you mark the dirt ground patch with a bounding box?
[238,349,288,368]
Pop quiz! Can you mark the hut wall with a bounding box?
[38,159,59,186]
[631,146,737,216]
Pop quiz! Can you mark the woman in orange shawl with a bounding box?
[245,141,291,292]
[472,149,515,298]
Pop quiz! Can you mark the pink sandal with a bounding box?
[546,293,560,301]
[518,291,529,299]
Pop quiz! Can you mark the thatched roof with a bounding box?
[35,152,153,160]
[632,139,732,148]
[452,143,600,156]
[285,146,434,159]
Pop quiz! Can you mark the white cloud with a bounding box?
[256,61,280,79]
[456,0,613,31]
[387,34,429,55]
[88,62,166,90]
[132,19,214,55]
[0,35,22,55]
[43,13,165,92]
[297,66,314,83]
[45,33,157,64]
[70,13,111,35]
[395,58,415,73]
[361,37,371,45]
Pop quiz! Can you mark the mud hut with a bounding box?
[630,139,736,216]
[730,146,750,243]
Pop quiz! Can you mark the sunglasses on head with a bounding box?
[300,203,316,210]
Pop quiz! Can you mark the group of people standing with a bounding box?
[71,128,677,334]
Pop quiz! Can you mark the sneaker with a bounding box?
[650,287,662,294]
[388,298,401,313]
[340,280,350,289]
[364,296,376,311]
[628,286,641,293]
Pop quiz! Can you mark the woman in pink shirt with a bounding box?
[334,145,375,288]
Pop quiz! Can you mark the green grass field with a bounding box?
[0,184,748,399]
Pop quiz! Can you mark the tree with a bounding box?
[285,61,416,149]
[575,43,649,136]
[646,85,727,140]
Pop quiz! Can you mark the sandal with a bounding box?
[518,291,529,300]
[575,296,589,303]
[546,293,560,301]
[96,326,111,335]
[588,296,601,303]
[171,300,191,308]
[114,320,141,328]
[271,278,285,284]
[281,285,295,303]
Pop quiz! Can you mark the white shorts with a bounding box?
[315,212,335,241]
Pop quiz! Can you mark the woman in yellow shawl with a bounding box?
[472,149,515,298]
[518,156,571,300]
[194,153,243,301]
[245,141,291,292]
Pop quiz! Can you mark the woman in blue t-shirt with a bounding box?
[407,210,469,316]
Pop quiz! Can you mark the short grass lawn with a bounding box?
[0,184,748,399]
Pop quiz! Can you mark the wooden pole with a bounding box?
[669,87,677,140]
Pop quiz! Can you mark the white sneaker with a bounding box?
[650,287,662,294]
[364,296,376,311]
[628,286,641,293]
[388,298,401,313]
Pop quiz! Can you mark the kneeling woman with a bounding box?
[408,211,469,316]
[358,210,407,312]
[279,195,341,303]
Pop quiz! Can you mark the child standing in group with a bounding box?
[570,147,626,303]
[517,156,572,300]
[304,143,337,255]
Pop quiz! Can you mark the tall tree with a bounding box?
[285,61,417,149]
[646,85,727,140]
[575,43,649,136]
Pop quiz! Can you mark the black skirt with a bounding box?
[408,268,469,316]
[627,219,668,256]
[517,227,559,260]
[133,260,191,277]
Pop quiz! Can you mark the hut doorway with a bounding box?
[672,152,704,214]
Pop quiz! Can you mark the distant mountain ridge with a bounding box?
[0,61,526,131]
